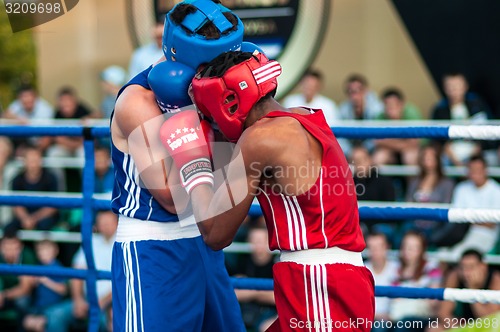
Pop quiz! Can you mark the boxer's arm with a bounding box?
[112,85,188,214]
[189,128,272,250]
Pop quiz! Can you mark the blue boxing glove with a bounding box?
[148,61,196,113]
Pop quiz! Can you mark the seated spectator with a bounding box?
[128,16,164,79]
[282,69,339,126]
[0,230,36,329]
[3,85,53,154]
[3,85,54,124]
[94,146,114,194]
[47,86,94,192]
[22,239,67,332]
[431,72,491,166]
[365,232,399,332]
[389,231,442,332]
[351,145,396,234]
[442,155,500,261]
[232,225,276,332]
[44,211,117,332]
[5,145,59,232]
[0,137,13,189]
[405,145,455,241]
[339,74,384,156]
[339,74,384,120]
[46,86,93,159]
[99,65,127,119]
[429,250,500,332]
[373,88,422,166]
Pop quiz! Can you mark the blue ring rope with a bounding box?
[0,263,447,301]
[0,195,452,222]
[331,126,449,139]
[0,125,452,139]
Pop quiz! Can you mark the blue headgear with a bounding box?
[162,0,244,70]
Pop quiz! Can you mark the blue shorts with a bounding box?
[112,233,244,332]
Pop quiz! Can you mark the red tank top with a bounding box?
[256,110,365,252]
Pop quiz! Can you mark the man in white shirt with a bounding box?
[339,74,384,121]
[4,85,54,122]
[447,155,500,260]
[3,85,54,152]
[338,74,384,156]
[128,17,164,79]
[282,69,339,126]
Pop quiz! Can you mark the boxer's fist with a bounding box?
[148,61,196,113]
[160,110,214,194]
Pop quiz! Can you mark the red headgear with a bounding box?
[191,52,282,142]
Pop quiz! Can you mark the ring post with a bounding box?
[82,128,100,332]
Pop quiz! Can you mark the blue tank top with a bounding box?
[110,67,178,222]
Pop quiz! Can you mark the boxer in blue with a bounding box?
[110,1,247,331]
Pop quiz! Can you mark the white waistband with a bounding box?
[280,247,364,266]
[116,215,201,242]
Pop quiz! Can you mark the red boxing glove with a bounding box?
[160,110,214,194]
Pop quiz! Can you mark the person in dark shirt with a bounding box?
[0,230,36,329]
[431,250,500,332]
[232,225,276,332]
[431,73,492,166]
[47,86,94,192]
[5,146,58,232]
[22,239,67,332]
[94,146,114,194]
[46,86,93,159]
[351,145,396,235]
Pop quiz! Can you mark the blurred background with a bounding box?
[2,0,499,116]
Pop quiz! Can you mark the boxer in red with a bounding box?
[160,51,375,331]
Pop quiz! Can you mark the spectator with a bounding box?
[282,69,339,126]
[128,16,164,79]
[0,230,36,329]
[5,145,59,233]
[3,85,54,124]
[3,85,54,154]
[373,88,422,166]
[22,239,67,332]
[365,232,399,332]
[339,74,384,156]
[232,225,276,332]
[405,145,455,242]
[46,86,93,159]
[389,231,441,332]
[44,211,117,332]
[99,65,127,119]
[339,73,383,121]
[94,146,114,194]
[0,137,13,189]
[443,155,500,261]
[429,250,500,332]
[351,145,396,234]
[431,72,491,166]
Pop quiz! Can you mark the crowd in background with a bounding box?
[0,22,500,331]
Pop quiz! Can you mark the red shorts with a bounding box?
[267,262,375,332]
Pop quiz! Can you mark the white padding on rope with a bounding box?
[448,208,500,223]
[444,288,500,304]
[448,125,500,140]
